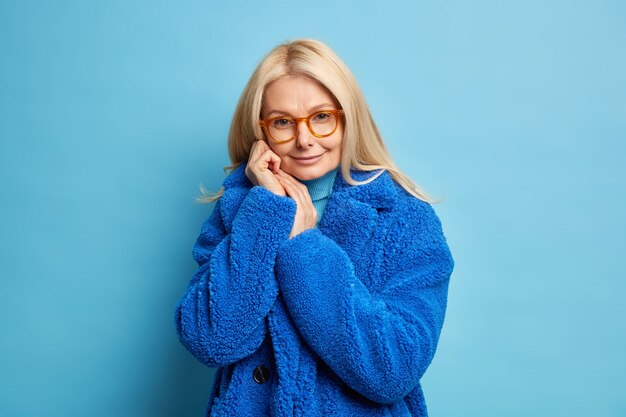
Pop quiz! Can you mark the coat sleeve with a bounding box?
[175,185,296,368]
[274,200,454,404]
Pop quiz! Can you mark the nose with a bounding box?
[295,119,313,148]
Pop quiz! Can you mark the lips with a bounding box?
[293,154,324,160]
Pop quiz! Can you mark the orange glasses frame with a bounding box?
[258,109,345,144]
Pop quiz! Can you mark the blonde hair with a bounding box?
[197,38,442,204]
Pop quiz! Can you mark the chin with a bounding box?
[293,172,318,181]
[287,165,332,181]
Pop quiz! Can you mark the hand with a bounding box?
[245,139,286,196]
[276,169,317,239]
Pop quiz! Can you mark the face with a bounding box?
[261,75,344,181]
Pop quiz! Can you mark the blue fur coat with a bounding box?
[174,162,455,417]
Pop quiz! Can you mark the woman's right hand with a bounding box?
[245,139,287,196]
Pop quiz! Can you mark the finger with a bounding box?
[282,174,313,204]
[279,177,318,226]
[277,170,310,197]
[252,148,279,173]
[279,177,302,206]
[277,173,306,200]
[277,170,305,190]
[277,168,295,179]
[251,140,273,164]
[261,150,281,173]
[277,175,314,209]
[248,142,258,161]
[250,139,267,158]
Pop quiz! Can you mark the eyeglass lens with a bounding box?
[268,111,338,141]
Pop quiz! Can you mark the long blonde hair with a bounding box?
[197,38,441,204]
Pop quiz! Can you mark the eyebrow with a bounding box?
[265,103,336,117]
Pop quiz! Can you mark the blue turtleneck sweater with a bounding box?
[298,165,340,227]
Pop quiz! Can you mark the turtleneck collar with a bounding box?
[297,165,340,202]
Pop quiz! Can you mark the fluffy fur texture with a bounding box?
[174,162,455,417]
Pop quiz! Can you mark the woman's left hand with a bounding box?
[276,169,317,239]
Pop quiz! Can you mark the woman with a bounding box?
[174,38,455,417]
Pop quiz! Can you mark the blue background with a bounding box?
[1,1,625,416]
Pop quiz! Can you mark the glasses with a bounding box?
[259,109,344,144]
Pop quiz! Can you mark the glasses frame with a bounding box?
[258,109,345,144]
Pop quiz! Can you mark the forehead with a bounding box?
[262,76,336,114]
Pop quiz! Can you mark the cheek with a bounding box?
[330,130,344,151]
[268,143,290,158]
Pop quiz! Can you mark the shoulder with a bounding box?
[381,179,454,286]
[381,172,441,224]
[382,174,450,251]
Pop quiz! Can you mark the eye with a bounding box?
[272,118,294,128]
[313,111,332,121]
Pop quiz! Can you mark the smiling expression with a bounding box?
[261,75,344,181]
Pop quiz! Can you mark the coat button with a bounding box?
[253,365,269,384]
